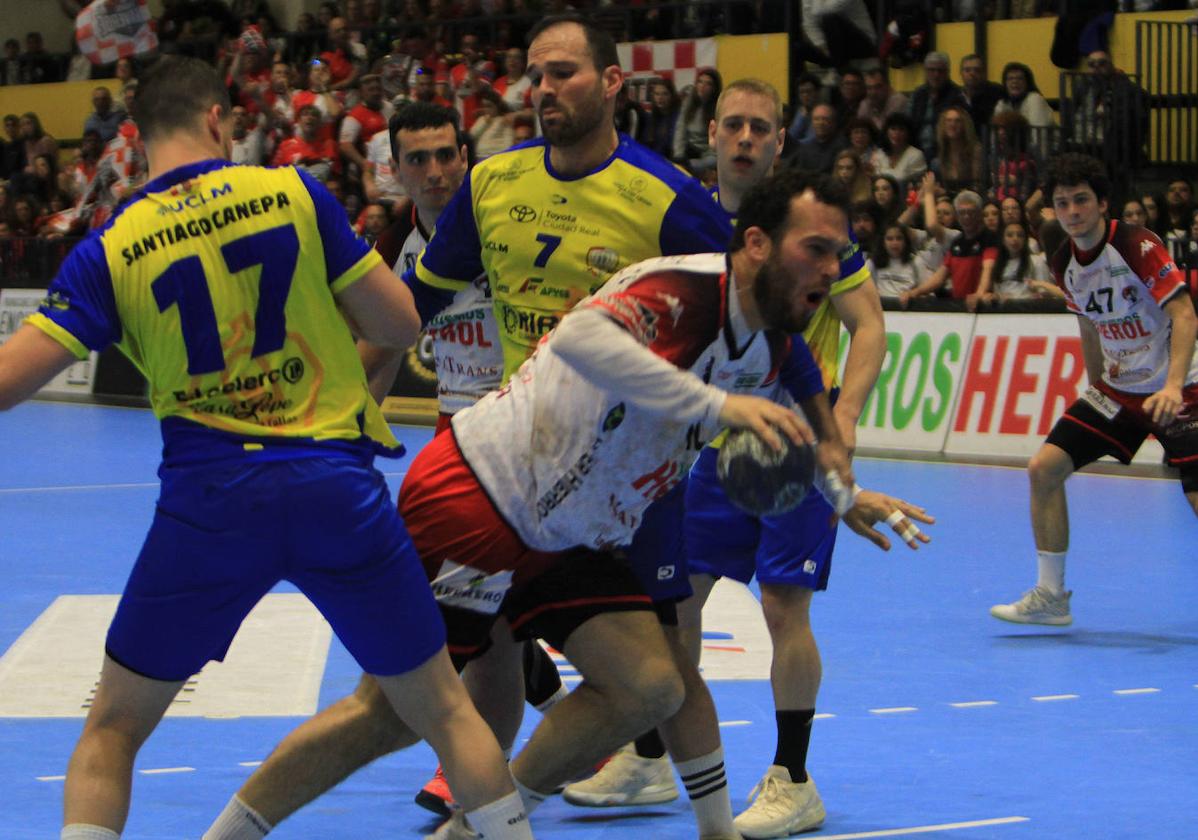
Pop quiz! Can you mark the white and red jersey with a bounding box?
[451,253,803,553]
[365,131,405,203]
[1052,220,1198,394]
[493,74,532,110]
[377,206,502,414]
[339,101,395,148]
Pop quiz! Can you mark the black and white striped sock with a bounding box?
[676,747,734,835]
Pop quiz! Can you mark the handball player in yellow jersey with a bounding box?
[0,56,531,840]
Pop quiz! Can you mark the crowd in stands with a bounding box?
[0,0,1195,305]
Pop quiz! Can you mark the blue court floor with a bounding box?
[2,402,1196,839]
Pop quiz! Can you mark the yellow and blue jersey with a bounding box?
[807,228,868,390]
[414,134,733,381]
[29,159,395,462]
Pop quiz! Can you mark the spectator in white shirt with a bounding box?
[869,112,926,191]
[229,105,266,165]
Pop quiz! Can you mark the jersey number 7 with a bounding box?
[152,224,299,375]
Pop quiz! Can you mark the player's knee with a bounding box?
[760,586,812,637]
[625,656,685,727]
[349,675,412,752]
[1028,447,1071,489]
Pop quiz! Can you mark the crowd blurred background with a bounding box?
[0,0,1195,306]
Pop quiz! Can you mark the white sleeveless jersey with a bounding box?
[451,253,798,552]
[391,221,503,414]
[1051,220,1198,394]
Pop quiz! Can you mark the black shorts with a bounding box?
[1046,382,1198,493]
[443,549,655,671]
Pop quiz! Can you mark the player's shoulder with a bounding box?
[603,253,727,294]
[471,138,547,179]
[611,135,704,195]
[1109,219,1166,258]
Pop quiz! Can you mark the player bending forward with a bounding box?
[204,170,933,840]
[991,153,1198,625]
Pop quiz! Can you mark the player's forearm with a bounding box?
[1164,295,1198,389]
[357,340,404,405]
[835,319,886,430]
[1078,318,1104,384]
[798,390,842,446]
[550,307,725,423]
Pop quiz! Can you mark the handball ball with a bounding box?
[716,426,816,517]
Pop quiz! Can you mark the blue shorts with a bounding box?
[685,446,837,591]
[626,478,691,603]
[106,454,447,681]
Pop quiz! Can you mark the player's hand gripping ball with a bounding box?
[716,426,816,517]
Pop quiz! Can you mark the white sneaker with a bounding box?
[561,744,679,807]
[424,809,477,840]
[990,585,1073,626]
[733,766,825,838]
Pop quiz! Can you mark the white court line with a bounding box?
[139,766,195,775]
[1113,688,1160,695]
[870,707,918,714]
[814,713,836,720]
[816,816,1030,839]
[0,481,157,494]
[36,775,66,782]
[238,761,263,767]
[1031,694,1079,702]
[719,720,751,727]
[950,701,998,708]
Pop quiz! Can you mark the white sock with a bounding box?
[1037,550,1067,595]
[466,790,532,839]
[675,747,735,836]
[202,795,272,840]
[533,684,568,713]
[511,774,549,816]
[61,826,119,840]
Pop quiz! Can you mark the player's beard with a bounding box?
[753,252,815,335]
[538,85,606,147]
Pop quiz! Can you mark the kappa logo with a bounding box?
[1141,240,1154,255]
[430,560,514,615]
[509,204,538,222]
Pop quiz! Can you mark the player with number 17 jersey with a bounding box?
[29,160,397,460]
[413,135,733,381]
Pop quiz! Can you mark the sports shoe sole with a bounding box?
[561,784,679,807]
[415,788,454,817]
[989,606,1073,626]
[736,812,825,838]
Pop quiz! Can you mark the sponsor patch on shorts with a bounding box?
[1081,385,1121,421]
[430,560,513,614]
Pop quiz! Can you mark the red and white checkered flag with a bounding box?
[75,0,158,67]
[617,38,718,93]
